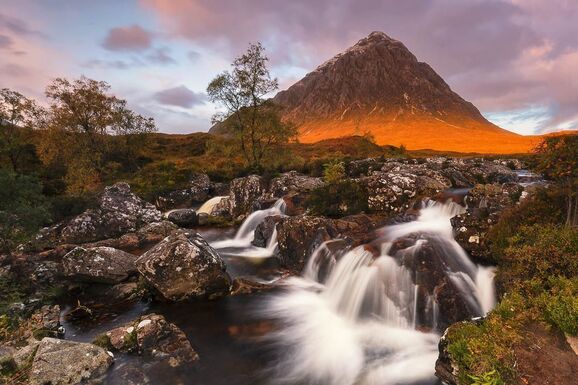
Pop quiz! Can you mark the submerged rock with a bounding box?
[96,313,198,366]
[136,230,231,301]
[28,338,113,385]
[62,246,138,284]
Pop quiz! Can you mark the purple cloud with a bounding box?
[153,85,206,108]
[102,24,152,51]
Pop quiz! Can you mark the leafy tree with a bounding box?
[0,88,45,171]
[207,42,296,171]
[535,135,578,226]
[0,170,51,252]
[37,76,156,193]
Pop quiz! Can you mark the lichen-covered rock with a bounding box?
[30,183,161,249]
[136,230,231,300]
[96,313,198,366]
[62,246,138,284]
[267,171,325,198]
[229,175,265,218]
[451,183,524,262]
[276,214,378,272]
[28,338,113,385]
[156,173,212,210]
[166,209,198,227]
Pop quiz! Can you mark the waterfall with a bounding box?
[261,200,496,385]
[197,196,228,215]
[211,199,286,258]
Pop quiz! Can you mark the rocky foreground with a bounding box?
[0,156,557,383]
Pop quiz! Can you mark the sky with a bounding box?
[1,0,577,135]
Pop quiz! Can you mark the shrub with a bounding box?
[307,180,368,218]
[541,277,578,335]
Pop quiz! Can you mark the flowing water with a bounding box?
[258,200,496,385]
[62,198,495,385]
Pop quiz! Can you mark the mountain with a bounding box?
[271,31,537,153]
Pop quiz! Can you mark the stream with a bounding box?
[61,196,496,385]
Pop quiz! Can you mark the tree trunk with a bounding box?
[566,193,573,227]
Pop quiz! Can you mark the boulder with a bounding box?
[96,313,198,366]
[267,171,325,198]
[252,215,283,248]
[31,183,161,248]
[166,209,198,227]
[28,338,113,385]
[276,214,378,272]
[136,230,231,300]
[229,175,265,218]
[155,173,211,210]
[62,246,138,284]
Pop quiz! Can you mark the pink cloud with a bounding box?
[102,25,153,52]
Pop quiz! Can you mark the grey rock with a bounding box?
[62,246,138,284]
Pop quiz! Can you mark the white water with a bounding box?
[197,196,228,215]
[210,199,286,258]
[262,200,496,385]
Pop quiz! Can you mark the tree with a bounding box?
[0,88,45,171]
[0,169,51,252]
[37,76,156,193]
[535,135,578,226]
[207,42,296,171]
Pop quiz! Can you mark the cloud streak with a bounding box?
[153,85,207,108]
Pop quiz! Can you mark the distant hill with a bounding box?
[210,31,541,154]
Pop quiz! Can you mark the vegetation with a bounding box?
[535,135,578,226]
[307,160,369,217]
[207,42,297,171]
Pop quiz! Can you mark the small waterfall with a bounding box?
[211,199,286,258]
[261,200,496,385]
[197,196,228,215]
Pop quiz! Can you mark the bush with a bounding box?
[497,224,578,290]
[307,180,368,218]
[541,277,578,335]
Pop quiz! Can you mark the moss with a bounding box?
[540,277,578,335]
[204,216,236,228]
[93,334,113,350]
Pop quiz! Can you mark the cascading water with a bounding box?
[211,199,286,258]
[261,200,496,385]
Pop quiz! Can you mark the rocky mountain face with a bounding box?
[265,32,536,153]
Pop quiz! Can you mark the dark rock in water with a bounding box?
[28,337,113,385]
[276,214,378,272]
[252,215,283,247]
[267,171,325,198]
[451,183,523,263]
[28,183,161,250]
[155,173,211,210]
[62,246,138,284]
[166,209,198,227]
[230,278,275,295]
[136,230,231,301]
[96,313,198,366]
[229,175,265,218]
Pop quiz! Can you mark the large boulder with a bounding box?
[156,173,211,210]
[267,171,325,198]
[31,183,161,249]
[451,183,524,263]
[28,338,113,385]
[62,246,138,284]
[229,175,265,218]
[276,214,379,272]
[96,313,198,366]
[136,230,231,301]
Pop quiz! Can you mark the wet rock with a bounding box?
[155,173,211,210]
[136,230,231,301]
[166,209,198,227]
[435,325,462,385]
[451,183,524,262]
[62,246,138,284]
[229,175,265,218]
[96,313,198,366]
[267,171,325,198]
[252,215,283,247]
[28,337,113,385]
[29,183,161,249]
[276,214,378,272]
[230,278,274,295]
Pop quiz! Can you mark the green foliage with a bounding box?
[0,170,51,251]
[322,160,346,184]
[541,277,578,335]
[307,180,368,218]
[207,42,297,170]
[497,224,578,290]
